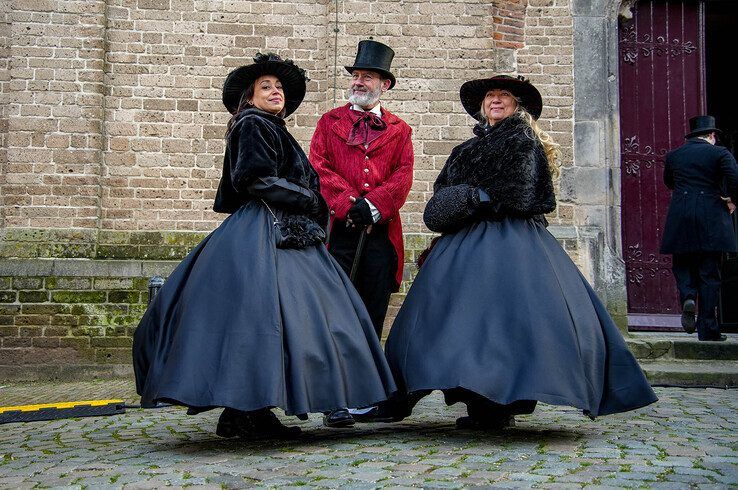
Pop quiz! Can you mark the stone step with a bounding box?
[627,333,738,361]
[672,339,738,360]
[639,359,738,388]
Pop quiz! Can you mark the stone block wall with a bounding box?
[0,0,585,380]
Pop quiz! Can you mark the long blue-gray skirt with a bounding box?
[385,217,657,418]
[133,201,396,416]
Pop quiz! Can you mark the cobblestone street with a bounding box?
[1,381,736,488]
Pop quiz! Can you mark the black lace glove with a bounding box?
[347,198,373,225]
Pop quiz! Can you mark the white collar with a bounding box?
[351,103,382,117]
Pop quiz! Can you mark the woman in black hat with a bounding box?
[383,75,657,429]
[133,53,396,439]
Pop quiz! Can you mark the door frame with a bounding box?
[571,0,712,332]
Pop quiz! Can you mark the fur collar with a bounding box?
[446,115,556,217]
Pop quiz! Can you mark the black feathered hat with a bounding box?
[344,40,396,89]
[460,75,543,121]
[222,53,308,116]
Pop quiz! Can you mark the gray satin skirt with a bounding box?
[133,201,396,416]
[385,217,657,418]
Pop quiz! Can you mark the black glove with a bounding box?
[347,198,374,225]
[474,187,503,213]
[474,188,492,207]
[308,192,329,228]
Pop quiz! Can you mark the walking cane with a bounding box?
[349,226,369,283]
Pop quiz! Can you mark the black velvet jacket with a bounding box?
[213,109,328,225]
[424,115,556,233]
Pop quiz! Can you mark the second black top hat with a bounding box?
[685,115,720,139]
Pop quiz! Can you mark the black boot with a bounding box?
[455,414,515,430]
[455,398,515,431]
[216,407,301,439]
[681,299,696,334]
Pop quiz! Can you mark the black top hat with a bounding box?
[344,40,396,89]
[222,53,308,117]
[685,115,720,139]
[460,75,543,121]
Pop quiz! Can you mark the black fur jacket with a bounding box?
[213,109,328,229]
[423,115,556,233]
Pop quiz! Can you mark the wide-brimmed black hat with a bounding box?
[222,53,308,116]
[344,40,396,89]
[685,115,720,139]
[460,75,543,121]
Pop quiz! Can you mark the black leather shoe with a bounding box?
[699,334,727,342]
[323,408,355,428]
[350,406,405,423]
[681,299,696,334]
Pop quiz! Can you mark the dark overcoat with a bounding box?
[660,138,738,254]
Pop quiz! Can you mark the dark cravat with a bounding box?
[347,109,387,146]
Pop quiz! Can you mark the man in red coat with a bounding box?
[310,40,413,344]
[310,42,412,427]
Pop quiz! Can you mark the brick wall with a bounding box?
[1,1,12,228]
[4,0,106,230]
[1,0,580,380]
[0,258,177,381]
[517,0,575,230]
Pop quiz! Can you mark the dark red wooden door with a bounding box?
[618,0,705,328]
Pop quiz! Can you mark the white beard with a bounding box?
[348,85,382,108]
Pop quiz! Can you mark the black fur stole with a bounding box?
[445,116,556,217]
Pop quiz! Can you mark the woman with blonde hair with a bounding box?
[381,75,657,429]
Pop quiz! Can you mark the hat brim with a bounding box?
[685,128,720,139]
[344,65,396,89]
[222,61,306,116]
[460,76,543,121]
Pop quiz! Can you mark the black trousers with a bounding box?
[672,252,723,340]
[328,221,397,340]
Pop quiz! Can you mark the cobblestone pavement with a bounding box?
[1,381,736,488]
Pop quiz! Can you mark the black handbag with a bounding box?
[262,200,326,249]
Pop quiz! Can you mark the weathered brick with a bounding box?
[138,0,170,9]
[91,337,133,348]
[108,291,141,303]
[2,337,32,348]
[0,326,19,337]
[12,277,44,290]
[18,291,49,303]
[95,347,133,364]
[0,291,17,303]
[51,291,107,304]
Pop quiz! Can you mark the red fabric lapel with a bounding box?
[366,108,400,151]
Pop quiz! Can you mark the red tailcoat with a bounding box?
[309,104,414,289]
